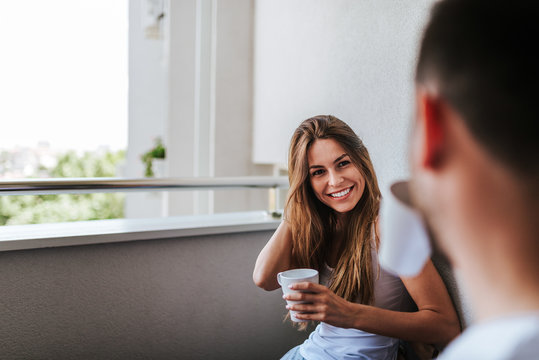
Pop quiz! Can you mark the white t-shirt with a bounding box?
[299,250,414,360]
[438,312,539,360]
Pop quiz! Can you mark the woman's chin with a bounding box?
[329,204,355,214]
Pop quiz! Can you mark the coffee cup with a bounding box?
[379,180,432,277]
[277,268,319,322]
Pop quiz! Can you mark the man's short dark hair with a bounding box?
[416,0,538,179]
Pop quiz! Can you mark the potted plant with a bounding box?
[141,137,166,177]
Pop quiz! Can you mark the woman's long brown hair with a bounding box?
[285,115,381,306]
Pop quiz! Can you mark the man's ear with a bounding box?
[417,90,445,169]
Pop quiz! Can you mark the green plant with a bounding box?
[141,138,166,177]
[0,149,126,226]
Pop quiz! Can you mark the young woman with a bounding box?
[253,116,460,360]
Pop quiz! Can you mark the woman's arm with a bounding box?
[253,220,296,291]
[285,260,461,346]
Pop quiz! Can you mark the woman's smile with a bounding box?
[327,186,354,200]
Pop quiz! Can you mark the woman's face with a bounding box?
[307,138,366,214]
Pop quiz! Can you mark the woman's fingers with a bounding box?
[283,292,318,302]
[286,303,315,311]
[293,312,320,321]
[283,282,329,302]
[288,281,325,292]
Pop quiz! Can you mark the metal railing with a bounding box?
[0,176,289,195]
[0,176,289,217]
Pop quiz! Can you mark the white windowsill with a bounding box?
[0,211,281,252]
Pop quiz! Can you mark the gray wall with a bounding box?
[0,231,310,359]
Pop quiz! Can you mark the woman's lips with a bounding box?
[327,186,353,200]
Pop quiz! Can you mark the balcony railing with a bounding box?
[0,176,289,216]
[0,176,289,195]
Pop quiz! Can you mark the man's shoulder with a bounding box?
[438,312,539,360]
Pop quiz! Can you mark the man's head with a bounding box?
[410,0,539,268]
[415,0,538,178]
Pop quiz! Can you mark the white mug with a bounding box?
[277,268,319,322]
[379,180,432,277]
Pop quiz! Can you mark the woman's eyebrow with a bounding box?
[309,154,348,170]
[333,153,348,164]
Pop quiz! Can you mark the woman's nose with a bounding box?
[328,171,342,186]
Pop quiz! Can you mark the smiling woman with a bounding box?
[253,115,460,360]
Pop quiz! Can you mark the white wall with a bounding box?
[125,0,169,218]
[166,0,199,215]
[212,0,273,213]
[167,0,272,216]
[253,0,434,192]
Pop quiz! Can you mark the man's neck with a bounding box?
[456,242,539,323]
[448,181,539,323]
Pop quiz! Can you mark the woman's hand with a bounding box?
[284,282,361,329]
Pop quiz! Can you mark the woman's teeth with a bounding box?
[329,187,351,198]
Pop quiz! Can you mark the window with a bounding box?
[0,1,276,226]
[0,0,128,225]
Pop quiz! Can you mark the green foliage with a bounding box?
[0,150,126,226]
[141,138,166,177]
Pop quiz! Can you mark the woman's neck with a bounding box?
[334,212,350,234]
[328,213,349,267]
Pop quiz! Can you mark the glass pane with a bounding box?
[0,0,128,225]
[0,0,128,179]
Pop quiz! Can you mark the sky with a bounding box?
[0,0,128,151]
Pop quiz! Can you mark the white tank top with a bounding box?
[299,248,414,360]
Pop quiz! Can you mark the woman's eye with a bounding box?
[338,160,350,168]
[311,169,324,177]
